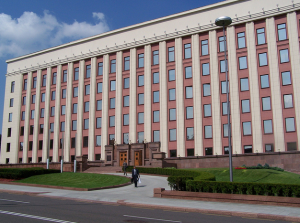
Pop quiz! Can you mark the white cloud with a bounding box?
[0,11,109,58]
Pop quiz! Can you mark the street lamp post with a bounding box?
[215,16,233,182]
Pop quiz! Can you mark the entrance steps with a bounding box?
[84,166,123,174]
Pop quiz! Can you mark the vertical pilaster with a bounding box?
[101,54,109,157]
[129,48,137,143]
[115,52,123,144]
[65,63,73,162]
[24,72,32,162]
[144,45,152,142]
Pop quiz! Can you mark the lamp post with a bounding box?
[215,16,233,182]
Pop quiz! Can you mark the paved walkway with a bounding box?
[0,173,299,222]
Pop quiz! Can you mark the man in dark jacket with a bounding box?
[131,166,140,187]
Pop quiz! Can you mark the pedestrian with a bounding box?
[123,161,128,176]
[131,166,140,188]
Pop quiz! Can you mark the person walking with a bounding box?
[123,161,128,176]
[131,166,140,188]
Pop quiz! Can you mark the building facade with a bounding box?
[1,0,300,166]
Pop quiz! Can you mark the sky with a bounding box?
[0,0,221,134]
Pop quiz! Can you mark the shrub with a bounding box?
[0,168,60,180]
[243,164,284,172]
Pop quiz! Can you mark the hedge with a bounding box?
[186,180,300,197]
[0,168,60,180]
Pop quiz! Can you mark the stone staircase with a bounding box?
[84,166,123,174]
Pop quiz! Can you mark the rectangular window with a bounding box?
[96,117,102,128]
[124,56,130,71]
[83,136,88,147]
[153,50,159,65]
[201,40,208,55]
[279,49,289,63]
[98,62,103,76]
[287,142,297,151]
[11,82,15,94]
[169,108,176,121]
[265,144,274,152]
[124,77,130,89]
[50,106,55,116]
[185,86,193,99]
[169,129,176,141]
[169,89,175,101]
[84,101,90,112]
[40,108,45,117]
[72,120,77,131]
[6,143,10,152]
[111,59,116,73]
[153,130,160,142]
[237,32,246,48]
[96,135,101,147]
[32,77,37,89]
[223,124,228,137]
[153,72,159,84]
[86,65,91,78]
[97,100,102,111]
[222,102,230,115]
[41,93,45,102]
[23,96,26,105]
[23,79,27,91]
[31,110,35,119]
[239,56,247,69]
[138,75,144,86]
[7,128,11,137]
[85,85,90,95]
[184,43,191,59]
[221,81,229,94]
[202,63,210,76]
[277,23,287,41]
[138,132,144,143]
[219,36,225,52]
[42,75,47,86]
[97,82,102,93]
[73,103,78,114]
[204,104,211,117]
[73,87,78,97]
[284,94,293,108]
[263,120,273,134]
[138,112,144,124]
[39,140,43,150]
[241,99,250,113]
[168,69,175,81]
[243,122,252,135]
[204,125,212,138]
[240,78,249,91]
[186,106,193,119]
[123,95,129,107]
[9,98,13,107]
[110,80,116,91]
[21,127,25,136]
[32,94,36,104]
[71,138,76,148]
[203,84,211,96]
[63,70,67,82]
[259,53,268,66]
[30,125,34,135]
[50,123,54,132]
[123,133,129,144]
[52,72,57,85]
[153,91,159,103]
[185,66,192,79]
[21,111,25,120]
[187,148,194,157]
[153,110,159,123]
[138,93,144,105]
[286,117,295,132]
[61,121,65,132]
[110,98,115,109]
[84,119,89,129]
[170,150,177,157]
[51,91,56,100]
[187,127,194,140]
[205,147,213,156]
[282,71,291,86]
[260,75,269,88]
[168,47,175,62]
[244,145,253,154]
[62,89,67,99]
[257,28,266,45]
[40,124,44,134]
[138,53,144,68]
[220,60,226,73]
[123,114,129,126]
[74,67,79,80]
[110,116,115,127]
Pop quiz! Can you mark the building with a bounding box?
[1,0,300,167]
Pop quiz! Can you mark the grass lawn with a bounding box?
[187,168,300,185]
[15,172,130,189]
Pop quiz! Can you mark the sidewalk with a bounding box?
[0,173,299,222]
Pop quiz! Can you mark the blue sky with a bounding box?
[0,0,221,134]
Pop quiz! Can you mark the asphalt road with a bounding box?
[0,192,291,223]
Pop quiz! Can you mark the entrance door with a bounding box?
[134,151,142,166]
[119,152,127,167]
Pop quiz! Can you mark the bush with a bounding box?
[243,164,284,172]
[0,168,60,180]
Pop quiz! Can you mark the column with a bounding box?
[144,45,152,142]
[101,54,109,157]
[24,72,32,162]
[65,62,73,161]
[129,48,137,143]
[115,51,123,144]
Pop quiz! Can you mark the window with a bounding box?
[153,50,159,65]
[169,108,176,121]
[244,145,253,153]
[185,66,192,79]
[23,96,26,105]
[96,135,101,147]
[20,142,24,151]
[170,129,176,141]
[110,116,115,127]
[204,125,212,138]
[187,149,194,157]
[124,77,130,89]
[202,63,210,76]
[279,49,289,63]
[282,71,291,86]
[123,95,129,107]
[169,89,175,101]
[63,70,67,82]
[51,91,56,100]
[9,98,13,107]
[86,65,91,78]
[21,111,25,120]
[41,93,45,102]
[123,133,129,144]
[97,100,102,110]
[32,77,37,89]
[204,104,211,117]
[153,91,159,103]
[287,142,297,151]
[223,124,229,137]
[242,122,252,135]
[40,124,43,134]
[50,106,55,116]
[124,56,130,71]
[262,97,271,111]
[153,130,160,142]
[237,32,246,48]
[83,136,88,147]
[21,127,24,136]
[240,77,249,91]
[201,40,208,55]
[170,150,177,157]
[219,36,225,52]
[32,95,36,104]
[222,102,230,115]
[6,143,10,152]
[97,82,102,93]
[52,72,57,84]
[72,87,78,97]
[220,60,226,73]
[205,147,213,156]
[138,53,144,68]
[221,81,229,94]
[284,94,293,108]
[96,117,102,128]
[185,86,193,99]
[239,56,247,69]
[138,93,144,105]
[61,121,65,132]
[84,101,89,112]
[73,103,77,114]
[50,123,54,132]
[98,62,103,76]
[42,75,47,86]
[153,110,159,123]
[72,120,77,131]
[153,72,159,84]
[260,75,269,88]
[168,69,175,81]
[277,23,287,41]
[257,28,266,45]
[168,47,175,62]
[241,99,250,113]
[74,67,79,80]
[203,84,211,96]
[31,110,35,119]
[11,81,15,93]
[40,108,45,117]
[138,75,144,86]
[23,79,28,91]
[263,120,273,134]
[265,144,274,152]
[286,117,295,132]
[184,43,191,59]
[138,132,144,143]
[110,80,116,91]
[109,98,115,109]
[62,89,66,99]
[85,85,90,95]
[186,106,193,119]
[84,119,89,129]
[7,128,11,137]
[138,112,144,124]
[187,127,194,140]
[123,114,129,126]
[30,125,34,135]
[111,59,116,73]
[259,53,268,66]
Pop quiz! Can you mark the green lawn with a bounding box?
[15,172,130,189]
[187,168,300,185]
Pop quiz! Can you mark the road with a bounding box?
[0,192,290,223]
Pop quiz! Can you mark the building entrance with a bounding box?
[119,152,127,167]
[134,151,142,166]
